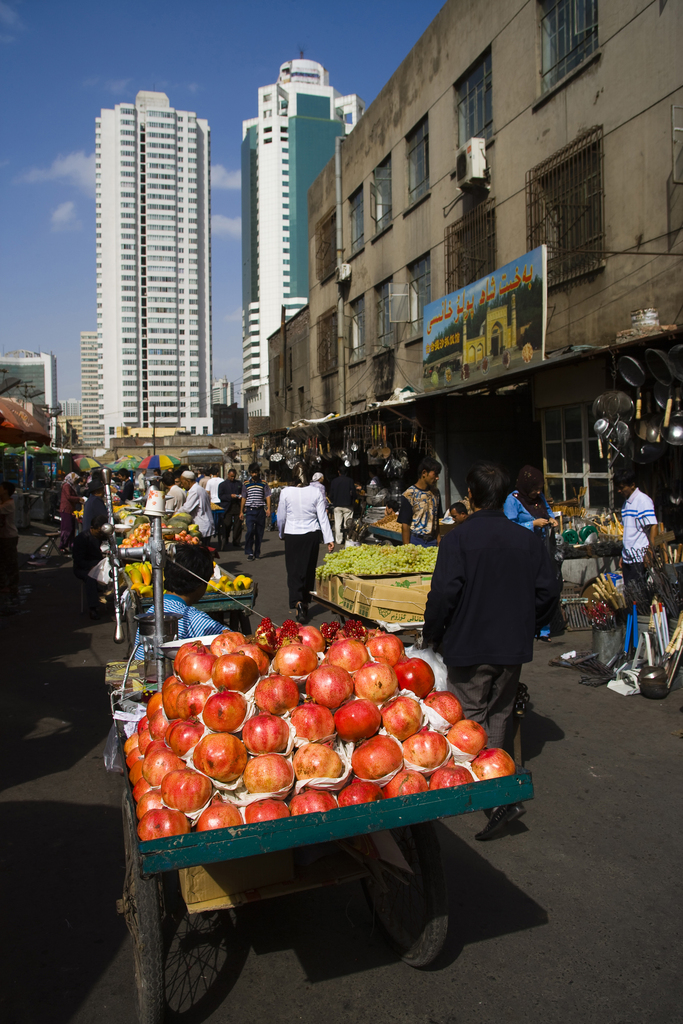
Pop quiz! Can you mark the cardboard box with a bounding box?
[329,575,363,613]
[316,577,330,601]
[179,849,295,909]
[355,574,431,622]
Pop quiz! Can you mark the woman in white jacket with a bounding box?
[277,463,334,623]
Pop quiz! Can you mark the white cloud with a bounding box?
[187,82,200,95]
[211,165,240,190]
[105,77,132,95]
[224,308,242,322]
[18,151,96,195]
[212,214,241,238]
[0,0,22,42]
[51,201,81,232]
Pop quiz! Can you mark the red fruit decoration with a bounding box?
[394,657,435,699]
[192,733,248,783]
[142,747,186,787]
[327,638,369,672]
[176,683,214,721]
[276,618,301,647]
[290,703,335,742]
[289,790,338,816]
[146,692,164,717]
[341,618,368,643]
[383,770,429,798]
[297,625,326,653]
[351,734,403,781]
[162,680,188,720]
[177,647,216,684]
[202,690,247,732]
[195,795,243,831]
[161,768,212,813]
[447,719,488,756]
[166,718,204,757]
[242,753,294,794]
[381,695,422,741]
[162,674,183,694]
[353,662,398,704]
[292,743,343,780]
[137,808,190,841]
[333,699,381,743]
[132,777,152,802]
[429,766,473,790]
[423,691,464,725]
[242,713,290,755]
[366,633,404,666]
[306,664,354,709]
[255,674,300,716]
[235,643,270,676]
[319,621,340,645]
[470,747,516,780]
[173,640,205,675]
[272,643,318,677]
[338,780,383,806]
[402,729,449,769]
[148,708,170,741]
[209,631,246,656]
[244,799,290,823]
[212,653,259,692]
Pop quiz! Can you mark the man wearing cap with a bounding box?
[82,480,107,534]
[179,471,214,541]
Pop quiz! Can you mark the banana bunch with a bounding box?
[124,561,154,598]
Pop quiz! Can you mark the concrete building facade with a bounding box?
[80,330,102,447]
[0,350,58,410]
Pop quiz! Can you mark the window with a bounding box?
[371,155,392,233]
[350,295,365,360]
[407,117,429,203]
[542,404,609,507]
[349,187,364,255]
[445,197,497,290]
[317,308,338,373]
[540,0,598,93]
[376,280,393,348]
[457,51,492,142]
[315,209,336,282]
[526,125,603,288]
[408,255,431,334]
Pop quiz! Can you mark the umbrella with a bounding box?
[138,453,181,471]
[77,456,103,470]
[0,398,50,445]
[116,455,143,470]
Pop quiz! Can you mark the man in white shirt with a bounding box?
[162,470,185,512]
[614,469,658,587]
[179,471,214,541]
[204,469,224,504]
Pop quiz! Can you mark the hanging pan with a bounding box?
[645,349,674,428]
[617,355,646,419]
[634,393,662,443]
[631,437,666,464]
[668,344,683,383]
[664,389,683,447]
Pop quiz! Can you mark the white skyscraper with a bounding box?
[241,59,364,418]
[96,90,212,439]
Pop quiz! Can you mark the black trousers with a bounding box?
[74,567,99,609]
[221,507,243,547]
[284,531,321,608]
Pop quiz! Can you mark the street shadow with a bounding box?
[512,706,565,763]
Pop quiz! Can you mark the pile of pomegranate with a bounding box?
[127,618,516,841]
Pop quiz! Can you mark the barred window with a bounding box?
[526,126,604,289]
[540,0,598,93]
[408,255,431,334]
[407,117,429,204]
[350,295,365,360]
[315,209,336,282]
[457,51,492,142]
[349,187,364,255]
[376,280,393,349]
[317,308,338,374]
[371,155,392,233]
[445,197,496,291]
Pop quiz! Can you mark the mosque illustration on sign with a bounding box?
[424,293,520,386]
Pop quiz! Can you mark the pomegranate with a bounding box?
[351,735,403,781]
[196,795,243,831]
[132,777,152,802]
[242,753,294,794]
[148,708,170,741]
[146,692,164,717]
[136,788,164,820]
[193,733,247,783]
[430,765,473,789]
[402,729,449,769]
[236,643,271,676]
[255,674,300,716]
[202,690,248,732]
[290,703,334,742]
[447,719,487,756]
[210,631,245,656]
[326,638,369,672]
[333,699,381,743]
[244,799,290,823]
[142,739,167,759]
[212,652,259,692]
[394,657,435,699]
[137,714,148,734]
[166,718,204,757]
[162,680,188,720]
[272,643,318,677]
[126,747,143,770]
[292,742,343,780]
[177,647,216,685]
[173,640,206,675]
[123,733,139,756]
[353,662,398,704]
[296,625,325,653]
[129,759,144,786]
[470,747,516,780]
[289,790,338,815]
[306,665,354,709]
[161,768,212,813]
[383,770,429,798]
[176,683,214,720]
[137,808,190,841]
[366,633,404,666]
[338,780,383,806]
[381,695,422,741]
[242,713,290,754]
[423,690,464,725]
[142,747,185,787]
[137,728,153,755]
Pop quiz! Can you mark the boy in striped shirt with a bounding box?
[614,469,658,586]
[240,463,271,560]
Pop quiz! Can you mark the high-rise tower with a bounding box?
[96,90,212,439]
[241,59,364,418]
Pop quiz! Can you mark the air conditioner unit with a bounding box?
[336,263,352,283]
[455,137,488,189]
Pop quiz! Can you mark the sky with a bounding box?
[0,0,446,406]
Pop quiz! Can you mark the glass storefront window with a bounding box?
[542,402,610,506]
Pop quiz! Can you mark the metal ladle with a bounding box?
[664,390,683,446]
[593,417,613,459]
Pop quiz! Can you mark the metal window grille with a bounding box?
[541,0,598,93]
[407,118,429,203]
[350,188,364,254]
[315,210,336,282]
[445,197,497,291]
[350,296,365,360]
[408,255,431,333]
[317,308,338,373]
[526,125,604,289]
[371,156,392,233]
[457,51,493,142]
[376,281,393,348]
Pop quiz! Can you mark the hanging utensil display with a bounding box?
[645,349,674,428]
[617,355,646,419]
[631,437,667,464]
[634,393,663,442]
[668,344,683,384]
[664,389,683,446]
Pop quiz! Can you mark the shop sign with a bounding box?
[422,245,547,392]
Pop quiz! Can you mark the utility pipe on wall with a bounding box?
[335,135,346,416]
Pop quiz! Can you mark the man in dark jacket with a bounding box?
[329,468,356,545]
[217,468,243,549]
[424,461,559,840]
[73,514,107,619]
[82,481,107,533]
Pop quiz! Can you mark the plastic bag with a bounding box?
[88,557,111,584]
[404,644,448,691]
[103,723,124,774]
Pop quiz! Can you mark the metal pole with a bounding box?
[101,468,126,643]
[150,514,166,686]
[335,135,346,417]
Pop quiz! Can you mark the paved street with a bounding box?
[1,526,681,1024]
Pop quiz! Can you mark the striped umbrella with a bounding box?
[76,456,103,470]
[137,453,181,471]
[116,455,143,470]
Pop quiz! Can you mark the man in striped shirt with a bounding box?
[240,463,271,561]
[614,469,658,586]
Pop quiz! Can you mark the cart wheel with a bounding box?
[121,793,165,1024]
[362,821,448,968]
